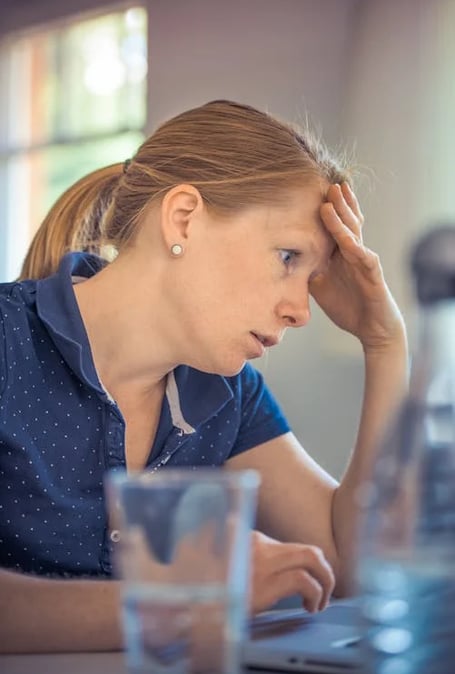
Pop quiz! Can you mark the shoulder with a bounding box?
[226,364,290,456]
[226,363,287,427]
[0,279,37,313]
[0,282,19,395]
[0,280,39,391]
[225,362,269,403]
[0,279,38,336]
[0,280,30,336]
[227,361,264,389]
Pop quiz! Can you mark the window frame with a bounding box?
[0,2,150,281]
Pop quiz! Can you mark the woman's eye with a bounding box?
[279,249,299,268]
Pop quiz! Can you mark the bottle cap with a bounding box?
[411,225,455,304]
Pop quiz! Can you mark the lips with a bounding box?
[250,332,280,348]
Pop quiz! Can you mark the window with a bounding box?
[0,6,147,281]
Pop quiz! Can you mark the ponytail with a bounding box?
[19,163,122,280]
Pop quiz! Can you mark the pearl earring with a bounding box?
[170,243,184,256]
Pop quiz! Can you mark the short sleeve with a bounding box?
[228,364,291,458]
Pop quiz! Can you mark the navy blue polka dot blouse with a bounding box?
[0,253,290,578]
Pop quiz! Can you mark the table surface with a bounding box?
[0,599,351,674]
[0,653,125,674]
[0,651,305,674]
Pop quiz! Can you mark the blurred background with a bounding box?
[0,0,453,478]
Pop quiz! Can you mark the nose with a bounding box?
[277,289,311,328]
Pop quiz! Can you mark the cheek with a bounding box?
[180,244,272,323]
[191,254,242,300]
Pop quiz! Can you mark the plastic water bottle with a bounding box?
[356,226,455,674]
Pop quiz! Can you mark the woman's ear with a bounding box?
[159,184,204,251]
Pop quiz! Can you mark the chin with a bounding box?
[220,362,246,377]
[197,356,247,378]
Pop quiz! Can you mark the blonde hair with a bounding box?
[20,100,351,280]
[19,165,120,280]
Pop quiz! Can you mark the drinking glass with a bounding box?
[106,468,259,674]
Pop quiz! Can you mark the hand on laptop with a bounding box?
[249,531,335,615]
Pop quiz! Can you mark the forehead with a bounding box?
[265,183,335,254]
[273,183,324,223]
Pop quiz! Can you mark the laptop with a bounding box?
[243,598,365,673]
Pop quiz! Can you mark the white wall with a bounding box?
[341,0,455,331]
[146,0,358,144]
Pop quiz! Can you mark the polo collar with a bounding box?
[35,252,234,431]
[36,252,108,398]
[166,366,234,434]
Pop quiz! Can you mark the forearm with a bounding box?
[0,568,123,654]
[332,327,409,593]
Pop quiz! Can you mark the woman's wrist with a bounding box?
[361,317,408,361]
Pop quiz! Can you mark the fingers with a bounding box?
[277,568,328,614]
[252,567,327,615]
[320,188,373,269]
[330,182,364,229]
[269,544,335,611]
[320,201,363,260]
[323,183,364,242]
[251,533,336,615]
[341,182,363,222]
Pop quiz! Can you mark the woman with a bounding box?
[0,100,408,652]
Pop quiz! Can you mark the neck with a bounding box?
[73,253,177,396]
